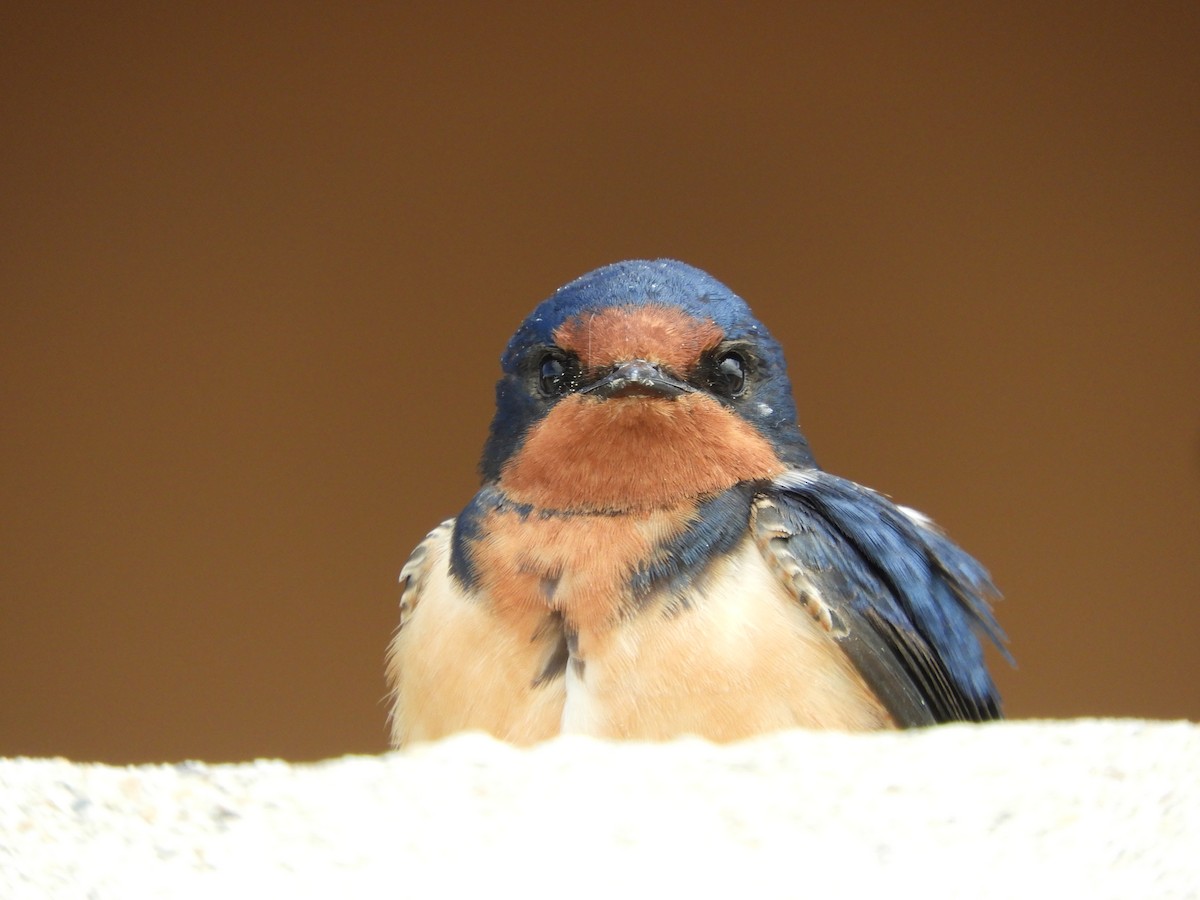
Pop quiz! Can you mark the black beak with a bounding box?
[580,359,695,399]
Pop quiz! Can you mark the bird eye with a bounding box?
[538,354,571,396]
[711,350,747,397]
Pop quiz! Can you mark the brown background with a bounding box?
[2,4,1197,764]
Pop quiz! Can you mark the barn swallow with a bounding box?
[386,259,1006,746]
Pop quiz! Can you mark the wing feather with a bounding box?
[754,470,1007,724]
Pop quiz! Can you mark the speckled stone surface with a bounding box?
[2,720,1197,898]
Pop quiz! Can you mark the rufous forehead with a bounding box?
[552,305,724,372]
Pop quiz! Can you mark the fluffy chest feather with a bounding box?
[386,491,892,746]
[452,484,755,632]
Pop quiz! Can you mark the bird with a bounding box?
[386,259,1007,747]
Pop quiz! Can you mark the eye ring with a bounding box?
[711,349,748,397]
[537,352,575,397]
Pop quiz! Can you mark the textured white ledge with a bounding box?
[1,719,1197,898]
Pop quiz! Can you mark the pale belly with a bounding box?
[560,537,893,740]
[386,524,892,747]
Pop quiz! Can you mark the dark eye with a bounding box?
[538,354,571,396]
[711,350,747,397]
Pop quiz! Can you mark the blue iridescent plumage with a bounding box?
[762,470,1007,722]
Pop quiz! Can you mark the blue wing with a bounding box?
[755,469,1009,725]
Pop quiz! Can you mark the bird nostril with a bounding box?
[612,360,660,384]
[579,357,693,398]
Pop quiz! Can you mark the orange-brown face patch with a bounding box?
[498,392,787,513]
[553,305,724,374]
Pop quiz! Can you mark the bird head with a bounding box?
[479,260,814,512]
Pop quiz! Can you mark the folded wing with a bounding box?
[754,470,1008,725]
